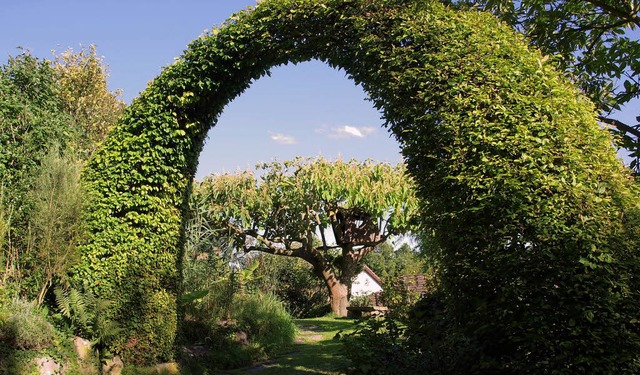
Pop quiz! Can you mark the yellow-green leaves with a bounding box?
[77,0,640,368]
[197,158,417,244]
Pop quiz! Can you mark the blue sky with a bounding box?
[1,1,636,179]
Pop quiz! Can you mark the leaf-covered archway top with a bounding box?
[77,0,640,369]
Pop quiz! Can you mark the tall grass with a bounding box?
[179,291,297,373]
[231,292,297,354]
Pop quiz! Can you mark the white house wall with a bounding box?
[351,271,383,296]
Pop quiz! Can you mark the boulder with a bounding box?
[155,362,180,374]
[102,355,123,375]
[36,357,61,375]
[73,336,93,361]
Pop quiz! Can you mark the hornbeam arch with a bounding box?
[77,0,640,370]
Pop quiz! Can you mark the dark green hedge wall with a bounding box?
[76,0,640,371]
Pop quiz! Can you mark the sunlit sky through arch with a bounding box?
[197,60,402,180]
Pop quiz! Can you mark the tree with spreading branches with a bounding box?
[195,158,418,316]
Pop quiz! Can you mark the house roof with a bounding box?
[398,274,432,294]
[362,264,383,286]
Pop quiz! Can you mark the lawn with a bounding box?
[226,316,355,375]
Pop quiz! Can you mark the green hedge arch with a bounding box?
[77,0,640,371]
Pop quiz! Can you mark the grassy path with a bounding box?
[227,317,354,375]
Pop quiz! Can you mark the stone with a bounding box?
[102,355,123,375]
[155,362,180,374]
[234,330,249,346]
[73,336,93,361]
[36,357,61,375]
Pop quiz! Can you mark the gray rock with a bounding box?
[73,336,93,361]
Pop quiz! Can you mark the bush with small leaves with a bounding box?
[77,0,640,370]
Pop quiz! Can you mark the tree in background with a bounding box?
[52,45,125,156]
[366,241,426,282]
[448,0,640,171]
[196,158,418,316]
[0,47,123,301]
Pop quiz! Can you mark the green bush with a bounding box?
[231,292,296,355]
[380,274,435,321]
[342,293,478,375]
[117,290,177,365]
[179,291,295,372]
[0,299,56,350]
[250,254,330,318]
[341,317,422,375]
[349,295,373,308]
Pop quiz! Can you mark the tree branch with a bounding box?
[565,17,632,34]
[599,116,640,139]
[584,0,640,27]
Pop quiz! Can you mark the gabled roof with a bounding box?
[361,264,383,286]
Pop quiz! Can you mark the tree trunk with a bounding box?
[315,264,351,317]
[329,281,349,317]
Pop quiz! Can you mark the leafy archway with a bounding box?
[76,0,640,370]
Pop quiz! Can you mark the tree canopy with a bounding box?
[195,158,418,316]
[0,47,123,302]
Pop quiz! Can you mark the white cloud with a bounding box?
[270,133,297,145]
[316,125,377,139]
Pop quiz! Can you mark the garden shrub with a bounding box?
[249,254,330,318]
[77,0,640,370]
[54,285,123,367]
[380,271,437,321]
[179,291,295,372]
[117,290,177,365]
[349,294,373,308]
[341,317,422,375]
[0,299,56,350]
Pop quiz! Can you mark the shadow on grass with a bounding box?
[226,317,355,375]
[295,317,355,334]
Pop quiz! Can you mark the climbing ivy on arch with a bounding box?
[76,0,640,371]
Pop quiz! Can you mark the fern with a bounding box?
[54,285,121,358]
[54,286,90,330]
[54,287,71,318]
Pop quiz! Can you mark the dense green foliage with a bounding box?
[251,254,330,318]
[384,3,640,372]
[181,199,298,371]
[181,284,297,372]
[78,0,640,370]
[1,53,74,296]
[341,317,420,375]
[449,0,640,171]
[0,47,123,374]
[0,48,123,301]
[230,292,297,354]
[366,242,426,281]
[0,299,56,351]
[183,188,330,319]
